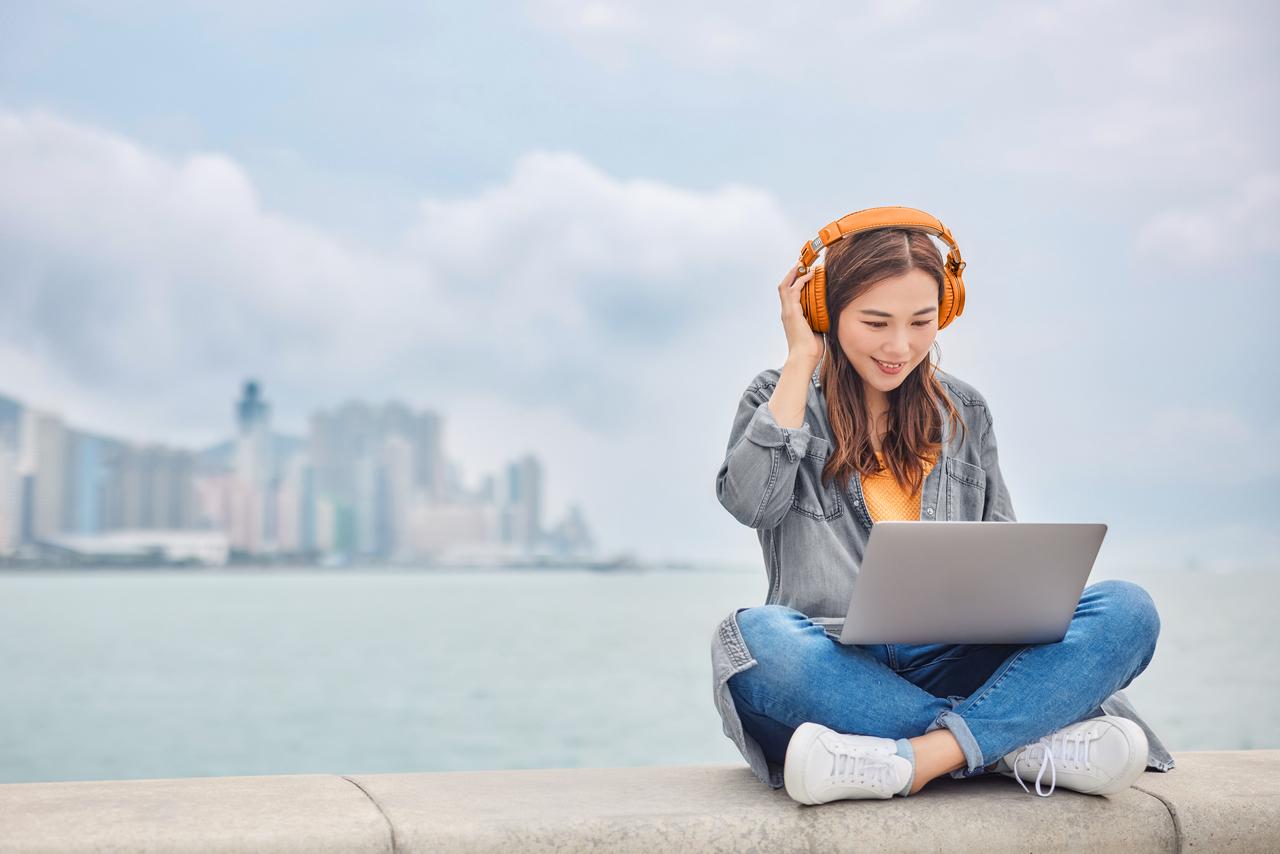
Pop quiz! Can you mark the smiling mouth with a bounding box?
[874,358,907,368]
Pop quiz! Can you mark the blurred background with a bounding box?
[1,1,1276,784]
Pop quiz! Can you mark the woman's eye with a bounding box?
[864,321,933,328]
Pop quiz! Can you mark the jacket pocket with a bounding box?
[944,457,987,520]
[790,436,843,521]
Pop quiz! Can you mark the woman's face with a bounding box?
[834,268,940,403]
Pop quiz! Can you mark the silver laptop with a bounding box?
[838,521,1107,645]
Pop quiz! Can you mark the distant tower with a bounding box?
[233,380,274,553]
[237,381,271,436]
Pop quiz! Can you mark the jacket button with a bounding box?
[925,507,935,516]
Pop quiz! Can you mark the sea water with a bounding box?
[1,563,1276,783]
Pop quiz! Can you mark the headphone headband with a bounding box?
[798,205,964,274]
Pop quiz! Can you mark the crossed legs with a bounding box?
[727,579,1160,792]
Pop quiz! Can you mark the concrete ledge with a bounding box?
[1131,750,1280,853]
[1,751,1277,853]
[0,773,391,854]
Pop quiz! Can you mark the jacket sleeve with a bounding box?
[715,376,814,530]
[978,407,1017,522]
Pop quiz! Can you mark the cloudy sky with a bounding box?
[1,1,1276,570]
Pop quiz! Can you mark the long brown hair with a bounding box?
[818,228,967,495]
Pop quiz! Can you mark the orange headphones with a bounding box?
[795,205,968,333]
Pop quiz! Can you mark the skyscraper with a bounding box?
[233,380,274,552]
[502,454,543,550]
[20,409,67,542]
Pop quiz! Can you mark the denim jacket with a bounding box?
[709,363,1175,790]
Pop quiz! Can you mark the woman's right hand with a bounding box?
[777,262,825,367]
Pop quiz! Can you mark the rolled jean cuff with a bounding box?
[925,709,987,778]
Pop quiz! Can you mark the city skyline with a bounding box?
[0,378,598,566]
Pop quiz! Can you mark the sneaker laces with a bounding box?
[1010,727,1102,797]
[827,737,901,792]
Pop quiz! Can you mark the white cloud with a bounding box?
[0,110,446,396]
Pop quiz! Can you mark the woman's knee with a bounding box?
[732,605,823,697]
[1088,579,1161,648]
[735,604,813,659]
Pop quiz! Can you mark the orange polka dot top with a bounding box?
[860,451,938,521]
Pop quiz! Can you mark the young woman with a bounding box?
[709,207,1174,804]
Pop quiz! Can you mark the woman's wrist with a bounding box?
[770,356,818,429]
[783,353,821,377]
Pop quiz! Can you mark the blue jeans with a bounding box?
[727,579,1160,778]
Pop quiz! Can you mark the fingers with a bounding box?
[779,265,816,292]
[785,270,816,294]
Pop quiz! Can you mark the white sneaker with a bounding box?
[783,722,914,804]
[997,715,1149,797]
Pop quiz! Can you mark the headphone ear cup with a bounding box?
[801,265,830,332]
[938,272,955,330]
[937,268,966,330]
